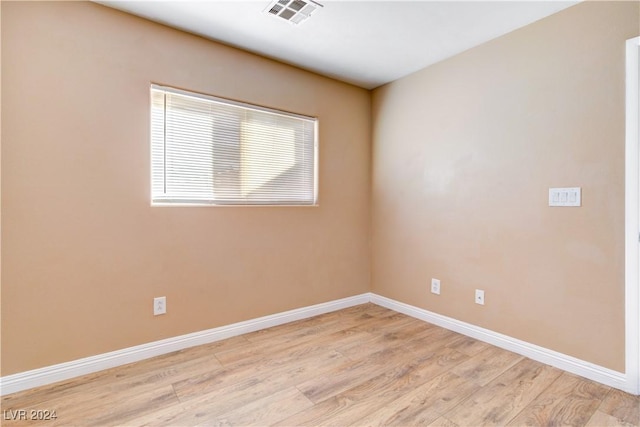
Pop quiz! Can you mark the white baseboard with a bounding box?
[0,293,371,396]
[1,292,632,396]
[369,293,630,393]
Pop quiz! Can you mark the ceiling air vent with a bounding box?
[265,0,323,25]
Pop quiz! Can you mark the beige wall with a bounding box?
[0,2,371,375]
[372,1,639,372]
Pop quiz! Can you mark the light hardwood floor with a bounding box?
[1,303,639,426]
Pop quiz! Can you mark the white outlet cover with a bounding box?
[153,296,167,315]
[475,289,485,305]
[431,278,441,295]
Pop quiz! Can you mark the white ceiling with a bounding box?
[98,0,579,89]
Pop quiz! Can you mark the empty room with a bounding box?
[1,0,640,425]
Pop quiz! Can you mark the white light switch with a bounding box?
[549,187,581,207]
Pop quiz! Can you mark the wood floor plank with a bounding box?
[598,388,640,426]
[79,385,179,427]
[444,334,491,356]
[507,372,611,426]
[345,311,419,335]
[276,347,469,426]
[1,384,178,427]
[124,401,189,427]
[241,304,390,344]
[443,358,562,426]
[1,353,222,418]
[242,314,344,345]
[173,347,346,402]
[350,372,480,426]
[1,337,240,409]
[428,416,460,427]
[449,345,524,387]
[125,350,351,426]
[337,318,436,360]
[214,319,374,367]
[198,386,313,427]
[585,410,637,427]
[336,320,456,367]
[172,320,370,402]
[296,326,460,404]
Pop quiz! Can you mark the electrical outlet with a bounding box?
[153,296,166,315]
[475,289,485,305]
[431,278,441,295]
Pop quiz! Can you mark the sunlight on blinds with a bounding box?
[150,85,317,206]
[240,120,296,197]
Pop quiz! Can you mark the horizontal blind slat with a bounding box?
[150,86,317,205]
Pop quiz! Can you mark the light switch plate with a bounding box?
[549,187,581,207]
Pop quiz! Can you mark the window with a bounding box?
[150,85,318,205]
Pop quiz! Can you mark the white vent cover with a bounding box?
[264,0,323,25]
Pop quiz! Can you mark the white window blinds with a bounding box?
[150,85,318,205]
